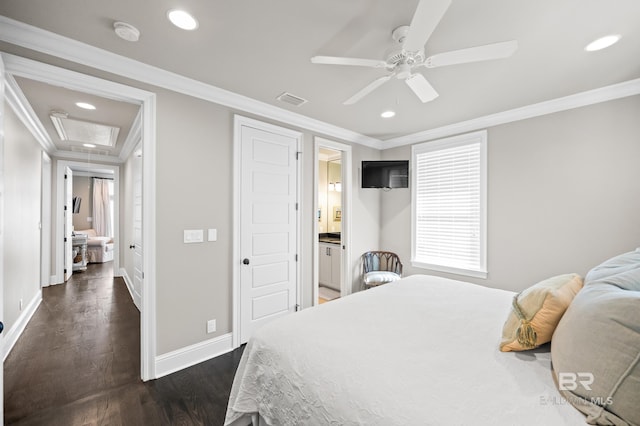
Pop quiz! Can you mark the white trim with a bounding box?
[232,115,303,348]
[119,268,140,310]
[313,137,353,305]
[232,117,242,349]
[1,17,639,153]
[155,333,233,379]
[2,290,42,361]
[4,73,56,153]
[0,16,379,149]
[140,93,157,381]
[410,261,488,279]
[118,109,142,162]
[41,151,52,287]
[1,52,152,105]
[384,78,640,148]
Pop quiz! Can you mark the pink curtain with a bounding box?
[92,178,112,237]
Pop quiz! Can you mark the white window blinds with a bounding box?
[412,131,487,278]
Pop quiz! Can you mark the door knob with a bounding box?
[0,321,4,334]
[243,258,250,265]
[129,244,135,249]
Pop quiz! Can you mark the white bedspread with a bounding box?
[225,275,587,426]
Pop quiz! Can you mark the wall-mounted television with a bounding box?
[361,160,409,189]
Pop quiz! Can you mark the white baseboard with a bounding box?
[155,333,234,379]
[3,290,42,361]
[119,267,140,310]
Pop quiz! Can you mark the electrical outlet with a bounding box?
[19,299,23,311]
[207,319,216,334]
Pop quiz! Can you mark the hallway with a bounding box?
[3,263,243,425]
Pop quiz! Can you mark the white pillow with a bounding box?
[364,271,401,286]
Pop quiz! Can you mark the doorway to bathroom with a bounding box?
[314,138,352,306]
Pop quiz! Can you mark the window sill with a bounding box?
[410,261,488,280]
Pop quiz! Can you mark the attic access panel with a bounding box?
[50,114,120,147]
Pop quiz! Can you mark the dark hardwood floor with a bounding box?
[4,263,244,426]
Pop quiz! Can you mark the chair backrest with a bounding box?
[362,251,403,276]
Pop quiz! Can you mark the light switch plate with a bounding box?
[184,229,204,243]
[208,228,217,242]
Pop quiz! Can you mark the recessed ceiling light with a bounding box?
[381,110,396,118]
[76,102,96,110]
[167,10,199,30]
[113,21,140,42]
[585,34,621,52]
[83,143,97,148]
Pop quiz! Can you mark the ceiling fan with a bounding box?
[311,0,517,105]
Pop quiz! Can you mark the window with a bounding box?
[411,130,487,278]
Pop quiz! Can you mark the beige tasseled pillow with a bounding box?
[500,273,583,352]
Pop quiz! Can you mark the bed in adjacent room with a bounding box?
[75,229,114,263]
[225,251,640,426]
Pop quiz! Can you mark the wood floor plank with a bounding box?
[3,263,244,426]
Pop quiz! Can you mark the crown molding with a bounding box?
[0,16,381,149]
[2,16,638,152]
[383,78,640,148]
[119,108,142,162]
[4,72,56,153]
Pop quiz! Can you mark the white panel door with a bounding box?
[64,167,73,281]
[132,144,142,310]
[240,125,298,343]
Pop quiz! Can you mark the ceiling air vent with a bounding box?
[276,92,308,107]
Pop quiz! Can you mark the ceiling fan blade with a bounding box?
[425,40,518,68]
[403,0,452,52]
[343,74,393,105]
[311,56,387,68]
[405,73,439,103]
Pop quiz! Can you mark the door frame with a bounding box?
[0,52,6,423]
[63,166,74,281]
[232,115,302,349]
[41,152,52,287]
[55,161,120,283]
[1,53,158,381]
[313,137,352,305]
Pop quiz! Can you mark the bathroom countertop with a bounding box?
[319,233,341,244]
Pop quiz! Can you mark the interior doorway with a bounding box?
[56,160,120,285]
[314,138,352,306]
[2,52,157,381]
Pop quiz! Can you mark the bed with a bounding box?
[75,229,114,263]
[225,274,591,426]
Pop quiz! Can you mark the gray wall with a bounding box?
[381,95,640,292]
[151,92,382,353]
[72,176,92,230]
[3,102,42,332]
[0,42,383,356]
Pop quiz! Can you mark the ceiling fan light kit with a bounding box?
[311,0,518,106]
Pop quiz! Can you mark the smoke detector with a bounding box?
[114,22,140,42]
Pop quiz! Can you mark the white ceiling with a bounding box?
[1,0,639,145]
